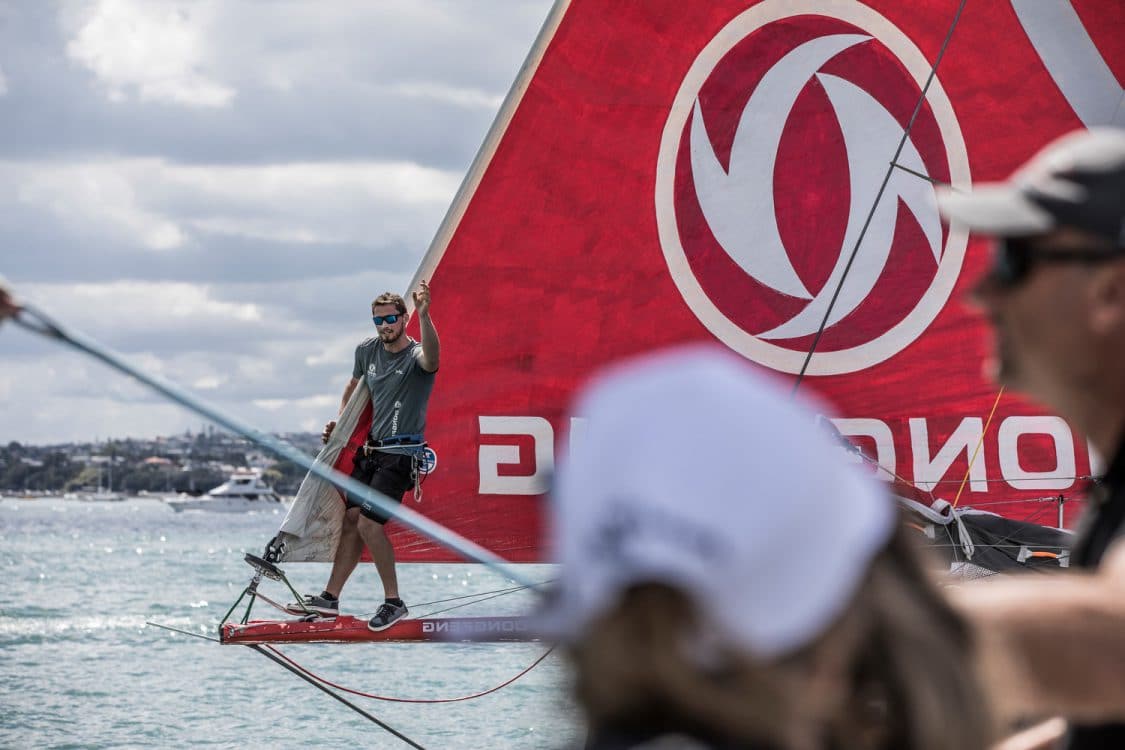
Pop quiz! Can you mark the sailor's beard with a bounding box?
[380,328,403,345]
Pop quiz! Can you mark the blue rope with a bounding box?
[11,302,537,589]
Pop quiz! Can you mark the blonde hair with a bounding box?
[569,525,991,750]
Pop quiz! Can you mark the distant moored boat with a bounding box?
[165,471,283,513]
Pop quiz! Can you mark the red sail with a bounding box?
[383,0,1125,561]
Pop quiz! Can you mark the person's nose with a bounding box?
[969,270,997,308]
[967,244,1008,311]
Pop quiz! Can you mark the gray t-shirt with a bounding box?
[352,337,436,442]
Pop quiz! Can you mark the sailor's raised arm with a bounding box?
[413,280,439,372]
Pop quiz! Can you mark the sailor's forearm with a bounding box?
[418,312,440,371]
[339,378,360,415]
[953,574,1125,722]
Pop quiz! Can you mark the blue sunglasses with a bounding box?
[372,314,402,325]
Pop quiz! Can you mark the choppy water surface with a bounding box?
[0,497,580,749]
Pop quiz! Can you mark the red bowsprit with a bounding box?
[220,614,536,645]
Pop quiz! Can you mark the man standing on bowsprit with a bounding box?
[288,280,438,632]
[939,128,1125,748]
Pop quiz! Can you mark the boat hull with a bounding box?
[167,496,283,513]
[220,615,536,644]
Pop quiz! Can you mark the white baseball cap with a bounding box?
[538,345,895,658]
[937,127,1125,244]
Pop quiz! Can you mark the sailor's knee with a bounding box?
[344,506,362,524]
[356,514,387,535]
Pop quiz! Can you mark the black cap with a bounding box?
[938,128,1125,246]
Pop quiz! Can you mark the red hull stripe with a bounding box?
[220,615,537,644]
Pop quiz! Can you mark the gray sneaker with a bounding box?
[284,593,339,617]
[367,601,408,631]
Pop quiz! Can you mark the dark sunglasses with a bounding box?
[985,237,1125,288]
[372,314,402,325]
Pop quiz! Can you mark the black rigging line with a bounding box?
[249,645,427,750]
[791,0,970,395]
[890,161,941,185]
[410,581,550,612]
[917,475,1093,487]
[146,621,220,643]
[12,306,65,338]
[416,587,538,619]
[144,623,427,746]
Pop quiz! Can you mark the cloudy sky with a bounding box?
[0,0,552,444]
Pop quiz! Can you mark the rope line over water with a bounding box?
[262,644,556,704]
[249,645,427,749]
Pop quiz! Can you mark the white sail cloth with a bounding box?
[273,385,371,563]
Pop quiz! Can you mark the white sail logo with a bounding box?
[655,1,971,376]
[690,34,942,341]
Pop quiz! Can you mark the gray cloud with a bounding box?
[0,0,552,444]
[0,1,546,168]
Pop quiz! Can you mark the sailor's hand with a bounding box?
[413,280,431,317]
[0,283,20,325]
[322,420,337,444]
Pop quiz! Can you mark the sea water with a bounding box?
[0,497,582,749]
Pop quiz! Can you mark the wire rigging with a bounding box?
[415,587,539,620]
[249,645,428,749]
[261,644,556,705]
[411,581,551,619]
[953,387,1006,508]
[411,582,548,610]
[791,0,970,394]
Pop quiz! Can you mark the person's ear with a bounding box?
[1089,264,1125,335]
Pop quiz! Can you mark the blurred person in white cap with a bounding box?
[542,345,991,750]
[938,128,1125,749]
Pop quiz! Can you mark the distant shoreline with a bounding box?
[1,431,321,496]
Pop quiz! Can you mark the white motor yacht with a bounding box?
[165,471,284,512]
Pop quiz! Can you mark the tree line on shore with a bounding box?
[0,432,319,496]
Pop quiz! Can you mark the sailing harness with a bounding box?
[360,433,431,503]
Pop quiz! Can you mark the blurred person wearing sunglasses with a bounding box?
[937,128,1125,749]
[286,280,439,632]
[539,346,992,750]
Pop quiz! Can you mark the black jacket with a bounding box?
[1066,441,1125,750]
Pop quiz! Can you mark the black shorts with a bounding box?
[345,450,415,524]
